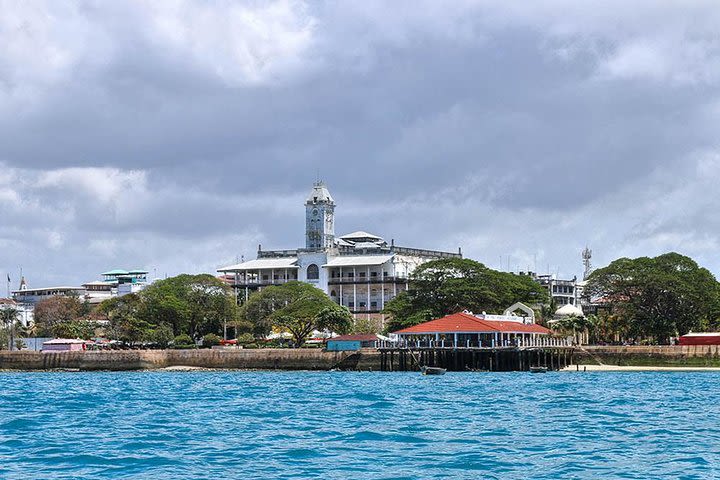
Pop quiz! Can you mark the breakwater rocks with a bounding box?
[577,345,720,367]
[0,348,384,371]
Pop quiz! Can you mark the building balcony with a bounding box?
[348,306,383,314]
[328,276,408,285]
[230,279,298,287]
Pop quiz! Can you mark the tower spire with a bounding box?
[305,181,335,250]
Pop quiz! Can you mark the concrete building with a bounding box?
[218,181,460,321]
[522,273,579,307]
[83,269,149,300]
[11,269,150,326]
[0,297,33,328]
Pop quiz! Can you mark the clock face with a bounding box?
[313,209,319,216]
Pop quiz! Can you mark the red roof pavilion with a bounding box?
[393,312,550,335]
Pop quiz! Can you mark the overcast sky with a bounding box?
[3,0,720,288]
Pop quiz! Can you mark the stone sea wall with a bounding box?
[4,346,720,371]
[0,348,383,371]
[576,345,720,367]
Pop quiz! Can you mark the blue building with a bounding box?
[326,334,380,351]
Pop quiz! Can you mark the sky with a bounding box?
[3,0,720,288]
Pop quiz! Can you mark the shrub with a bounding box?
[202,333,222,348]
[236,333,255,345]
[150,324,174,349]
[243,343,259,349]
[173,334,195,349]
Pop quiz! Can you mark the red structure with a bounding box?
[678,333,720,345]
[394,312,550,335]
[393,312,551,347]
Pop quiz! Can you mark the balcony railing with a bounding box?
[328,276,407,284]
[230,278,298,287]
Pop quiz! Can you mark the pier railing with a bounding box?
[375,337,572,350]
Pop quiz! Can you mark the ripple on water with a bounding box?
[1,371,720,479]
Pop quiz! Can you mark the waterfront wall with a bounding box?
[577,345,720,367]
[0,348,374,371]
[5,345,720,371]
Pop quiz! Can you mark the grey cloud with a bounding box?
[2,1,720,286]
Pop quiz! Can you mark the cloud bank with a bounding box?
[2,0,720,286]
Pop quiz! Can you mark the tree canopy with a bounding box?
[33,296,95,338]
[383,257,547,332]
[97,274,239,344]
[240,281,352,346]
[0,307,22,350]
[585,252,720,343]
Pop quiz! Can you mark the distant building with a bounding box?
[218,181,461,322]
[12,286,87,306]
[41,338,85,352]
[521,272,579,307]
[0,297,33,327]
[326,334,381,351]
[11,269,150,326]
[83,269,149,299]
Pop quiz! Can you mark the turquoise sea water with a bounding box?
[1,371,719,479]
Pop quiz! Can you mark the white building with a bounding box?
[218,182,461,322]
[522,272,579,307]
[11,270,150,326]
[0,297,33,328]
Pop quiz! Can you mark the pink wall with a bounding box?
[42,343,84,352]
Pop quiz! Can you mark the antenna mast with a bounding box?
[582,247,593,280]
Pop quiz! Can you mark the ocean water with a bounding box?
[1,371,719,479]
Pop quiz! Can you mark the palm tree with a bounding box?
[551,314,592,345]
[0,307,21,351]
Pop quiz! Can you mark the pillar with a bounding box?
[367,266,370,311]
[353,267,357,311]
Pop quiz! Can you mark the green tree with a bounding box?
[33,296,85,337]
[383,258,548,332]
[97,274,239,343]
[98,294,152,345]
[173,333,196,349]
[241,282,352,346]
[149,324,174,348]
[202,333,222,348]
[351,316,382,334]
[586,252,720,343]
[140,274,238,339]
[0,307,21,350]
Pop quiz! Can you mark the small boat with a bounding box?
[530,366,548,373]
[421,366,446,375]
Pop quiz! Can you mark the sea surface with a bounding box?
[1,371,719,479]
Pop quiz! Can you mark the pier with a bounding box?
[377,344,574,372]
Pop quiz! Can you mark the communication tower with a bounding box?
[582,247,592,280]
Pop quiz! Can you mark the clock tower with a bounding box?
[305,181,335,250]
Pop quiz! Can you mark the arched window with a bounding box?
[307,264,319,280]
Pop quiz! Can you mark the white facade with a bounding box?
[219,182,461,320]
[11,269,151,323]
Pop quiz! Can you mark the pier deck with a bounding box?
[377,346,574,372]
